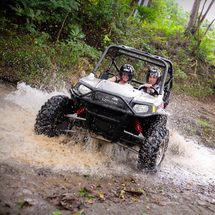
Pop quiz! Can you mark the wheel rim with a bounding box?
[156,140,166,167]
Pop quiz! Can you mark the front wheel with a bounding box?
[138,115,169,172]
[34,95,74,137]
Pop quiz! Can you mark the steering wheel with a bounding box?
[150,86,159,96]
[139,85,159,96]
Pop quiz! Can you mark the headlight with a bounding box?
[78,85,92,94]
[133,104,149,113]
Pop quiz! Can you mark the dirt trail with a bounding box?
[0,81,215,215]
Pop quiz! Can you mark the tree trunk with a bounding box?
[185,0,201,35]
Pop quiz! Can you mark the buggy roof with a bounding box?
[93,45,173,77]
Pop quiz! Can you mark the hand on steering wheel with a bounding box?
[139,84,159,96]
[149,86,159,95]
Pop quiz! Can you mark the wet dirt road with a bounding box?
[0,81,215,215]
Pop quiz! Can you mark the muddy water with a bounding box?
[0,82,215,187]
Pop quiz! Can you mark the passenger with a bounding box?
[108,64,134,85]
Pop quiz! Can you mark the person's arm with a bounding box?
[138,83,152,91]
[108,76,116,82]
[108,76,120,82]
[139,83,159,95]
[143,83,152,88]
[146,84,160,95]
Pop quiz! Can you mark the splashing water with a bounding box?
[160,132,215,186]
[5,82,69,114]
[0,82,214,186]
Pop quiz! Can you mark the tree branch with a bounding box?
[195,17,215,49]
[199,0,215,24]
[198,0,207,24]
[203,17,215,37]
[56,12,69,43]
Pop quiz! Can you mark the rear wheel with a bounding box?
[138,115,169,172]
[34,95,74,137]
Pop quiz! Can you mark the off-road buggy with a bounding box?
[34,45,173,172]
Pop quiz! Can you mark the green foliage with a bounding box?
[0,0,214,95]
[196,118,215,142]
[34,32,50,46]
[10,0,44,23]
[52,211,62,215]
[174,67,188,80]
[174,82,214,97]
[9,0,80,39]
[4,0,131,47]
[139,0,187,37]
[0,35,50,82]
[81,0,114,27]
[78,0,130,47]
[198,35,215,65]
[68,24,85,42]
[136,6,157,22]
[79,187,95,199]
[197,118,213,129]
[102,34,112,47]
[55,40,100,71]
[0,33,99,86]
[16,201,26,209]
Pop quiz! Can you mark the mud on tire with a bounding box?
[138,115,169,172]
[34,95,74,137]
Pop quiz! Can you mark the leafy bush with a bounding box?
[136,5,157,22]
[0,0,214,96]
[9,0,80,40]
[0,33,99,86]
[198,36,215,65]
[5,0,130,46]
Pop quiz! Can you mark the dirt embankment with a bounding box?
[168,94,215,149]
[0,82,215,215]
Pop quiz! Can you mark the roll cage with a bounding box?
[92,45,173,96]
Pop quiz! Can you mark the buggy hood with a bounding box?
[80,73,163,106]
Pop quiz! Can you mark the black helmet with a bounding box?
[146,67,161,84]
[119,64,134,81]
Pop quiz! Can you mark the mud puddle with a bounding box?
[0,82,215,215]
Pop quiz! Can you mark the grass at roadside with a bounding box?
[0,33,100,88]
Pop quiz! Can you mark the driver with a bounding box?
[139,67,161,95]
[108,64,134,85]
